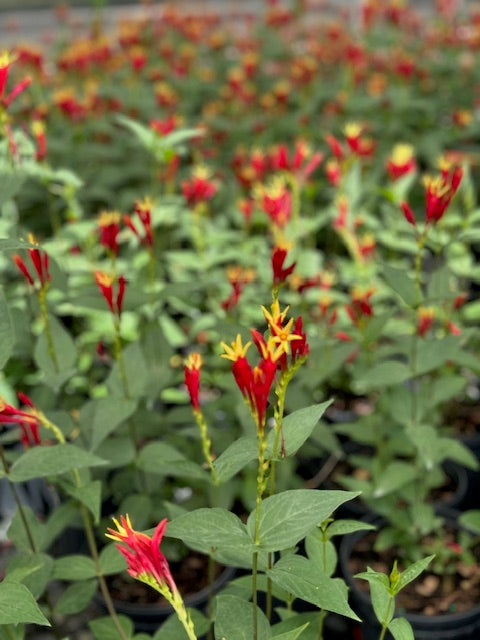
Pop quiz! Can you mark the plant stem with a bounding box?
[79,502,130,640]
[378,594,394,640]
[253,431,268,640]
[316,610,327,640]
[39,287,59,373]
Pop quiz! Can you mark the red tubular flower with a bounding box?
[94,272,127,317]
[272,245,296,287]
[417,307,435,337]
[98,210,121,256]
[222,334,281,429]
[386,144,416,181]
[401,201,417,227]
[257,176,292,228]
[13,254,34,286]
[182,166,217,208]
[0,51,31,108]
[290,316,309,363]
[125,197,154,248]
[106,515,177,593]
[0,396,41,447]
[424,166,463,224]
[13,239,50,289]
[184,353,203,411]
[32,120,47,161]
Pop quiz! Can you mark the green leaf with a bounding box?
[89,615,133,640]
[271,624,310,640]
[33,315,76,386]
[355,568,392,625]
[459,510,480,535]
[67,480,102,523]
[266,401,333,459]
[0,238,36,252]
[0,288,14,369]
[437,437,479,470]
[166,508,254,557]
[137,442,207,481]
[5,553,53,599]
[54,579,97,615]
[395,555,434,593]
[305,531,337,576]
[215,595,271,640]
[99,543,127,575]
[153,609,210,640]
[268,556,360,620]
[0,582,50,625]
[106,342,148,398]
[248,490,359,551]
[7,505,46,552]
[213,436,257,482]
[388,617,415,640]
[9,444,106,482]
[159,314,188,348]
[88,397,137,451]
[382,265,418,307]
[326,520,377,538]
[356,361,410,392]
[372,462,418,498]
[53,555,97,581]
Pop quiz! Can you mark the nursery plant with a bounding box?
[0,0,480,639]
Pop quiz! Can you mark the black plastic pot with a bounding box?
[339,515,480,640]
[96,563,236,633]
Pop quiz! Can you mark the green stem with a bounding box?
[2,625,15,640]
[113,319,130,400]
[39,287,59,373]
[252,551,259,640]
[80,501,130,640]
[317,610,327,640]
[378,594,394,640]
[253,431,268,640]
[194,410,218,485]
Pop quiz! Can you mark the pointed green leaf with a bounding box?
[248,490,359,551]
[271,624,310,640]
[355,568,391,624]
[89,397,137,451]
[53,555,97,581]
[372,462,418,498]
[215,595,271,640]
[388,617,415,640]
[9,444,106,482]
[0,582,50,625]
[137,442,207,481]
[357,361,410,392]
[67,480,102,523]
[89,615,133,640]
[154,609,210,640]
[382,264,418,307]
[268,556,359,620]
[54,579,97,615]
[326,520,377,538]
[395,555,434,593]
[166,508,254,556]
[459,510,480,535]
[213,436,257,482]
[267,401,333,459]
[99,543,127,575]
